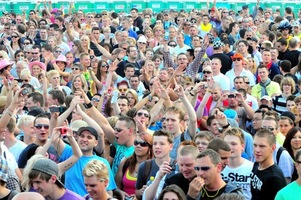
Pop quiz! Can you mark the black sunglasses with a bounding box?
[134,140,149,147]
[202,70,212,74]
[137,112,149,118]
[194,166,211,171]
[114,127,123,132]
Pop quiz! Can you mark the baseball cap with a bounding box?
[224,109,238,119]
[213,40,224,49]
[71,120,88,132]
[260,95,272,102]
[78,126,98,140]
[281,111,296,124]
[231,53,244,60]
[0,156,8,182]
[246,37,258,43]
[32,158,64,187]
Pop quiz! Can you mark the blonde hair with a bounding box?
[72,74,88,93]
[22,154,45,191]
[81,34,91,49]
[0,51,9,60]
[281,77,295,93]
[102,27,110,33]
[82,159,109,181]
[20,69,31,79]
[47,70,59,80]
[224,127,245,144]
[17,115,35,129]
[126,89,138,106]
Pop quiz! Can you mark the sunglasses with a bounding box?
[24,42,30,45]
[233,58,242,61]
[149,83,154,86]
[245,81,250,84]
[35,124,50,130]
[228,94,236,98]
[55,50,62,53]
[17,54,24,57]
[169,44,177,47]
[194,166,211,171]
[92,98,100,102]
[31,52,39,54]
[22,79,29,83]
[134,140,149,147]
[119,88,127,92]
[11,35,18,38]
[101,64,108,68]
[71,67,79,70]
[202,71,212,74]
[261,127,275,132]
[137,112,149,118]
[114,127,123,132]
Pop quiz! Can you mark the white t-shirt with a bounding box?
[213,73,231,91]
[221,158,254,200]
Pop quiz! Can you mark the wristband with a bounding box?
[189,92,195,96]
[84,102,93,109]
[222,123,230,129]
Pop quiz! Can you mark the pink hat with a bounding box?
[55,55,70,66]
[29,61,46,75]
[0,59,14,71]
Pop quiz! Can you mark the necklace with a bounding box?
[201,185,224,198]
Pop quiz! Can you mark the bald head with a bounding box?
[12,192,44,200]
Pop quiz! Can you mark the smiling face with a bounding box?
[77,131,98,153]
[84,176,108,199]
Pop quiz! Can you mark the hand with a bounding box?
[139,185,148,193]
[235,92,244,104]
[158,161,173,179]
[3,38,10,47]
[207,77,215,89]
[90,35,97,44]
[174,65,186,76]
[187,177,204,198]
[174,84,185,98]
[214,110,228,127]
[69,94,84,109]
[12,88,26,105]
[117,50,126,60]
[108,60,118,72]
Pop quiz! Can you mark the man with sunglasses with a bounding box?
[187,149,242,200]
[18,114,60,171]
[226,53,255,90]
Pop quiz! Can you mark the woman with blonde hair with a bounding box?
[144,26,155,48]
[80,35,94,56]
[0,50,10,61]
[17,115,36,145]
[20,69,40,90]
[47,36,58,49]
[71,74,92,98]
[140,59,157,85]
[126,89,139,108]
[152,25,163,47]
[247,57,258,75]
[83,160,117,200]
[73,40,85,63]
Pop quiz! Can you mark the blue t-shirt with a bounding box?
[59,144,116,196]
[112,142,135,176]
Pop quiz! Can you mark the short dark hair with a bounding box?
[153,130,174,144]
[207,138,231,153]
[255,128,276,146]
[33,114,49,126]
[277,38,288,46]
[28,92,44,107]
[48,89,65,105]
[280,60,292,72]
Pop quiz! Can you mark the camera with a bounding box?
[49,107,64,113]
[21,88,30,95]
[60,128,68,138]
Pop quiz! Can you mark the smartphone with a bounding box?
[111,90,119,104]
[164,32,169,41]
[170,164,176,171]
[49,107,64,113]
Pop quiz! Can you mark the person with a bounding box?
[83,159,117,200]
[12,192,44,200]
[28,158,84,199]
[207,138,231,170]
[157,185,186,200]
[0,155,18,199]
[222,128,253,200]
[275,149,301,200]
[187,149,243,200]
[251,128,287,199]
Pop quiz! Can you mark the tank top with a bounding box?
[122,168,137,196]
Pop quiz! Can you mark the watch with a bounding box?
[222,123,230,129]
[84,102,93,109]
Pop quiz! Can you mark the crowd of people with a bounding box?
[0,0,301,199]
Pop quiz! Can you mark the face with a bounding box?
[224,135,244,159]
[194,156,221,187]
[211,88,221,101]
[128,47,138,59]
[81,55,91,67]
[134,136,150,156]
[209,119,220,137]
[114,120,132,145]
[286,100,296,112]
[159,70,169,82]
[22,121,35,138]
[282,83,292,94]
[50,74,60,87]
[124,67,135,79]
[26,97,39,110]
[152,135,172,158]
[117,98,129,114]
[73,77,82,90]
[252,113,263,130]
[84,176,108,199]
[234,78,245,90]
[165,112,182,135]
[211,59,221,73]
[279,119,293,136]
[253,135,275,163]
[34,117,50,143]
[291,131,301,150]
[130,77,139,90]
[262,51,271,63]
[31,175,54,198]
[31,48,40,60]
[228,93,238,108]
[218,150,230,170]
[78,131,98,152]
[238,42,248,54]
[258,68,269,82]
[195,137,209,152]
[261,119,277,136]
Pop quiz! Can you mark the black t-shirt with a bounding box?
[250,163,287,200]
[201,185,226,200]
[90,42,102,57]
[283,50,301,67]
[209,53,232,74]
[165,173,196,194]
[116,60,141,77]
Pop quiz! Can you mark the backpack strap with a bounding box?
[276,146,285,165]
[142,160,152,185]
[180,132,185,142]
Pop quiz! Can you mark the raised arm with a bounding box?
[162,42,177,70]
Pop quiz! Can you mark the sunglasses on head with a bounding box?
[194,166,211,171]
[35,124,49,130]
[137,112,149,118]
[134,140,149,147]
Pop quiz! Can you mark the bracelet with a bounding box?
[189,92,195,96]
[84,102,93,109]
[222,123,230,129]
[5,110,12,117]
